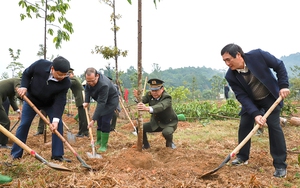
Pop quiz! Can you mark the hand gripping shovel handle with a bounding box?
[0,124,70,171]
[200,96,282,178]
[22,95,91,170]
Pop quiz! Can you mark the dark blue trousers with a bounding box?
[11,101,64,158]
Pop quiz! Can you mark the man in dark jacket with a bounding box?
[221,43,290,178]
[134,78,178,149]
[69,68,88,137]
[108,77,121,132]
[0,78,22,149]
[84,68,119,152]
[11,56,72,162]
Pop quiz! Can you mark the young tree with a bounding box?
[7,48,24,78]
[92,0,128,89]
[127,0,160,151]
[0,72,9,80]
[18,0,74,59]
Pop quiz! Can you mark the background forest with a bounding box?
[2,52,300,103]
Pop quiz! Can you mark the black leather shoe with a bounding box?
[51,156,72,163]
[273,168,287,178]
[142,143,150,149]
[0,144,12,149]
[34,132,43,136]
[232,158,248,166]
[76,132,89,137]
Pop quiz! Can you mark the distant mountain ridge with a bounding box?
[280,52,300,77]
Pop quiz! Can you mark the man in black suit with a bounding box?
[84,68,119,152]
[221,43,290,178]
[11,56,72,162]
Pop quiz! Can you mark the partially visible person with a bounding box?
[224,84,230,99]
[2,97,10,115]
[221,43,290,178]
[133,78,178,149]
[69,68,88,137]
[108,77,121,132]
[83,68,119,152]
[34,109,47,136]
[124,88,129,103]
[11,56,72,162]
[0,78,22,149]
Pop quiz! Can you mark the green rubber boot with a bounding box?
[98,132,109,152]
[0,174,12,184]
[96,130,102,146]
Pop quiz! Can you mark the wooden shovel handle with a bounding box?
[0,124,33,155]
[119,97,136,128]
[82,91,94,143]
[22,95,79,156]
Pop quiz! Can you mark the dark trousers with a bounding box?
[11,101,64,158]
[110,111,118,131]
[78,106,88,134]
[0,106,10,145]
[142,122,177,145]
[2,98,10,115]
[238,94,287,169]
[96,111,114,133]
[37,110,47,133]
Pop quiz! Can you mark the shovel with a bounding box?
[0,124,70,171]
[63,121,76,143]
[22,95,92,170]
[82,90,102,159]
[119,98,137,136]
[9,119,20,132]
[85,107,102,159]
[200,96,282,178]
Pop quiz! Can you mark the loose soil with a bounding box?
[1,105,300,187]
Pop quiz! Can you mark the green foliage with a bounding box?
[173,99,240,123]
[18,0,74,49]
[167,86,190,102]
[92,45,128,60]
[0,72,9,80]
[7,48,24,77]
[281,98,298,116]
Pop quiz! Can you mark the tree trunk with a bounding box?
[136,0,143,152]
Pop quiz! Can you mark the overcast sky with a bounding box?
[1,0,300,77]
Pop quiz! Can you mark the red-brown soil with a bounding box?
[1,105,300,187]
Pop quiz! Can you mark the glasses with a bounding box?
[54,71,69,78]
[86,77,97,84]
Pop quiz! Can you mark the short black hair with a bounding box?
[221,43,245,58]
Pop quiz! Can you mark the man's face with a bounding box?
[85,73,99,87]
[69,72,74,79]
[150,86,164,99]
[222,52,244,70]
[52,67,69,81]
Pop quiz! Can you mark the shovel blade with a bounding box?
[67,132,76,143]
[132,131,137,136]
[47,162,71,171]
[199,154,231,178]
[35,153,71,171]
[86,152,102,159]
